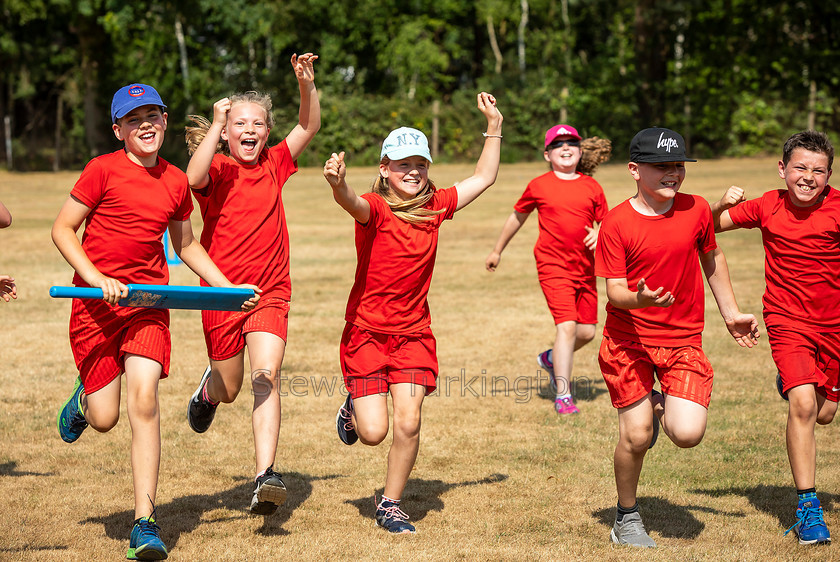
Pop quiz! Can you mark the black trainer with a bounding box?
[249,466,287,515]
[187,366,218,433]
[336,394,358,445]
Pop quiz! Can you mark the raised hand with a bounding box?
[291,53,318,83]
[476,92,503,130]
[324,151,347,188]
[212,97,231,127]
[718,185,746,210]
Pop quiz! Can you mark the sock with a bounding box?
[380,494,400,506]
[556,393,572,400]
[797,488,817,500]
[255,466,272,481]
[616,502,639,522]
[202,384,219,406]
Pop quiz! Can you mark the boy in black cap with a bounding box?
[594,127,759,547]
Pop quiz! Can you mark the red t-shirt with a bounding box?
[514,172,608,281]
[70,150,193,286]
[192,141,298,299]
[595,193,717,346]
[345,187,459,334]
[727,186,840,331]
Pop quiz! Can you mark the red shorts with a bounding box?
[538,276,597,325]
[769,325,840,402]
[202,296,290,361]
[598,336,714,408]
[340,323,438,398]
[70,299,170,394]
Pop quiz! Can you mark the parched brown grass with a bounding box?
[1,157,837,561]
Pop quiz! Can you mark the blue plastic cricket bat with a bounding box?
[49,284,255,311]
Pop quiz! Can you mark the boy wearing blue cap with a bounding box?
[52,83,257,560]
[595,128,759,547]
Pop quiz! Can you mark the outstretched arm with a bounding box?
[455,92,504,211]
[51,196,127,304]
[187,98,230,190]
[700,247,759,347]
[323,151,371,224]
[168,218,259,311]
[486,211,529,271]
[605,277,675,310]
[710,185,746,233]
[285,53,321,160]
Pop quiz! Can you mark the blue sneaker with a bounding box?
[336,394,358,445]
[537,349,557,393]
[375,497,415,534]
[127,513,168,560]
[57,377,88,443]
[785,495,831,545]
[776,372,788,401]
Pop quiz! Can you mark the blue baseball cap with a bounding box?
[380,127,433,163]
[111,83,166,123]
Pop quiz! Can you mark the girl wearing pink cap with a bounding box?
[486,124,608,415]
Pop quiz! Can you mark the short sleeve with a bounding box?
[513,183,537,214]
[70,158,105,208]
[595,216,627,279]
[727,197,763,229]
[269,140,298,190]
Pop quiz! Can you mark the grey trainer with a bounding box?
[610,511,657,547]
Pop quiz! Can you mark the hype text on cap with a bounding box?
[629,127,697,163]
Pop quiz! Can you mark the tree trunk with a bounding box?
[175,17,192,115]
[518,0,529,80]
[486,15,503,74]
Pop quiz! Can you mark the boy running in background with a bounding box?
[486,125,608,414]
[53,84,257,560]
[712,130,837,545]
[596,127,759,547]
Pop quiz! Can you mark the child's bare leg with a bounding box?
[816,393,837,425]
[614,395,655,508]
[206,350,246,404]
[656,394,707,448]
[124,354,163,520]
[383,383,425,500]
[551,321,596,395]
[352,393,389,445]
[84,376,122,432]
[786,384,819,489]
[244,332,285,474]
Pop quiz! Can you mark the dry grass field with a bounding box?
[1,156,838,561]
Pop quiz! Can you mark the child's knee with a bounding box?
[87,409,119,432]
[621,427,654,454]
[577,324,596,343]
[817,401,837,425]
[665,423,705,448]
[393,414,421,440]
[357,423,388,445]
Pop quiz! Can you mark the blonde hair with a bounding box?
[372,157,446,224]
[185,91,274,156]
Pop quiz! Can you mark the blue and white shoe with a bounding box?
[336,394,358,445]
[785,494,831,545]
[57,377,88,443]
[375,496,415,534]
[127,512,168,560]
[537,349,557,394]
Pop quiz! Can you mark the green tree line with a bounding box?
[2,0,838,171]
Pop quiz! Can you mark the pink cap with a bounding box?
[544,124,581,148]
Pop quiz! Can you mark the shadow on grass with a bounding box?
[0,460,55,477]
[592,496,747,540]
[346,473,508,522]
[82,472,339,547]
[690,484,840,528]
[536,377,608,403]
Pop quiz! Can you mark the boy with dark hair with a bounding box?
[596,127,759,547]
[712,130,837,545]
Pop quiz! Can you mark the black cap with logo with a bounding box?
[629,127,697,163]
